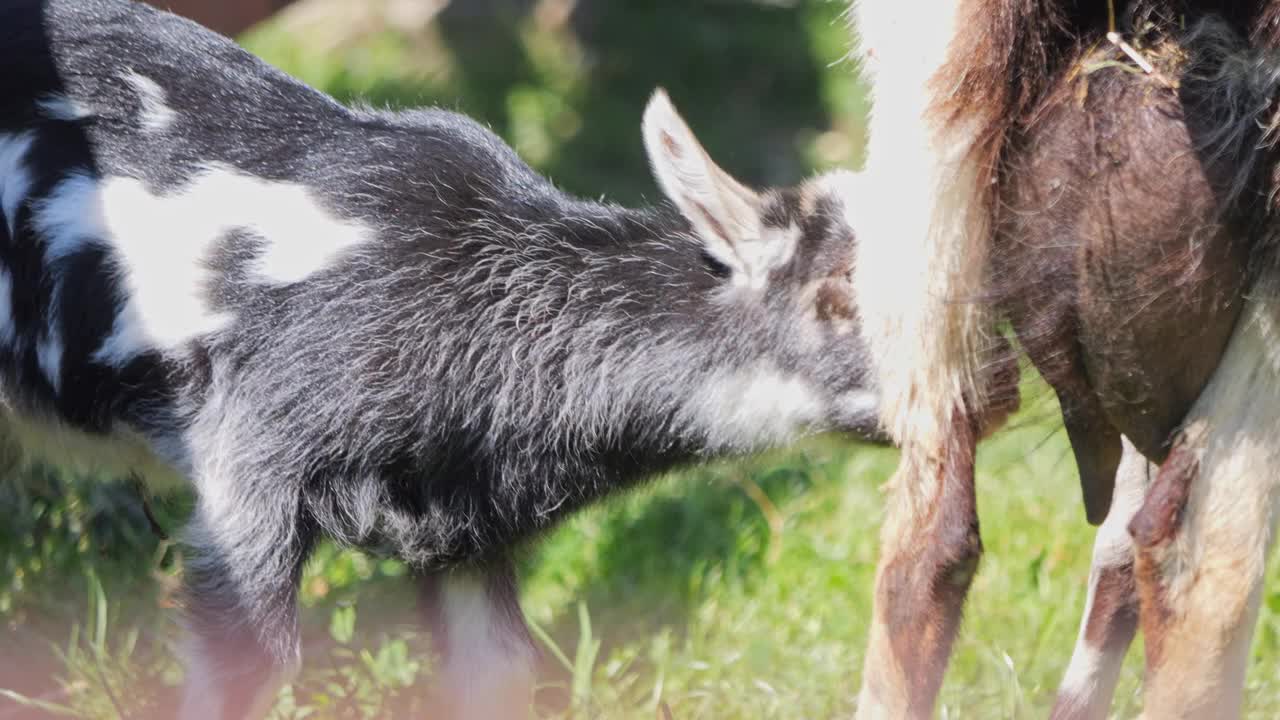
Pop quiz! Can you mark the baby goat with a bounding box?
[0,0,885,717]
[849,2,1280,718]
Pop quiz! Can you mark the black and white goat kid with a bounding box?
[0,0,883,717]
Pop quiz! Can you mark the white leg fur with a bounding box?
[848,0,993,458]
[434,571,536,719]
[177,648,295,720]
[1137,292,1280,719]
[848,4,995,717]
[1053,438,1151,720]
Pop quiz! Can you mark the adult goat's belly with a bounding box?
[996,31,1249,517]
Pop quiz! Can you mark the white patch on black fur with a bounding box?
[198,166,375,285]
[32,165,372,367]
[123,71,177,133]
[36,333,63,391]
[683,362,824,450]
[0,132,35,237]
[37,95,94,122]
[34,172,99,261]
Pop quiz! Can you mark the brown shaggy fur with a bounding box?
[995,24,1257,521]
[852,3,1280,717]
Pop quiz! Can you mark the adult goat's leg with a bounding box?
[1051,439,1151,720]
[851,4,993,712]
[1131,296,1280,719]
[856,414,981,719]
[178,469,313,720]
[850,4,1006,717]
[419,559,538,719]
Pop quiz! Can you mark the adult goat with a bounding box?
[847,2,1280,718]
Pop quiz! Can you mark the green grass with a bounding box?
[8,392,1280,718]
[4,2,1280,718]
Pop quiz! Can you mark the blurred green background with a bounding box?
[2,1,1279,718]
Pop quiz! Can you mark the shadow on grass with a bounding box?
[523,436,885,714]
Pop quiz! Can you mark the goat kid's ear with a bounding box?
[643,89,783,287]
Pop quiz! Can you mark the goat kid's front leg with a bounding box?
[1051,438,1151,720]
[1128,295,1280,720]
[856,413,981,720]
[419,561,538,719]
[178,471,314,720]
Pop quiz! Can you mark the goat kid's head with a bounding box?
[643,90,884,442]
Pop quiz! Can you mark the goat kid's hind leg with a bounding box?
[1131,296,1280,720]
[178,470,314,720]
[856,414,981,720]
[1051,439,1151,720]
[419,560,538,719]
